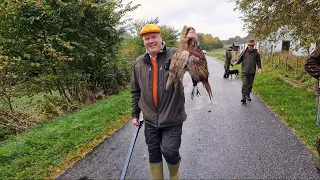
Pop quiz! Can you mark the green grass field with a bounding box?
[0,92,44,110]
[206,49,225,61]
[0,91,131,179]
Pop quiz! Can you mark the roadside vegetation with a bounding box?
[0,91,131,179]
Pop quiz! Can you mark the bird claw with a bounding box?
[191,86,201,100]
[196,89,201,97]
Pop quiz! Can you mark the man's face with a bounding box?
[248,45,254,50]
[142,32,162,56]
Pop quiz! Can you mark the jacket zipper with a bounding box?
[148,66,151,88]
[156,59,161,128]
[159,66,163,88]
[156,109,159,129]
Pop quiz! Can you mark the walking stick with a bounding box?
[120,118,143,180]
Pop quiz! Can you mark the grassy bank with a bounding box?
[253,71,319,149]
[0,91,131,179]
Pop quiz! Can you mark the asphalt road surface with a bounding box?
[58,56,320,179]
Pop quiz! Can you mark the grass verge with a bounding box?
[0,90,131,179]
[253,70,319,151]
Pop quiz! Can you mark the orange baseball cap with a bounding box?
[140,24,161,35]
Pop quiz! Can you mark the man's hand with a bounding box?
[186,29,197,41]
[258,68,262,75]
[132,118,138,127]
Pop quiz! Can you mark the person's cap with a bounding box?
[247,40,256,46]
[140,24,161,35]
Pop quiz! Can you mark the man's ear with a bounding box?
[159,33,163,41]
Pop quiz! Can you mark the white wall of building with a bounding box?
[237,40,316,56]
[237,27,317,56]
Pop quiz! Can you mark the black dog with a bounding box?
[226,69,239,79]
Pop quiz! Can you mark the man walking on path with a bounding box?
[234,40,262,103]
[304,45,320,171]
[131,24,197,180]
[224,46,233,78]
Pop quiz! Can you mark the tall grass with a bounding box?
[261,52,315,88]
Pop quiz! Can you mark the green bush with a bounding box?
[0,0,139,103]
[0,108,39,141]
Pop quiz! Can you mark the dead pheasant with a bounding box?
[166,27,213,101]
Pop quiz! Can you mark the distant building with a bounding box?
[237,29,317,56]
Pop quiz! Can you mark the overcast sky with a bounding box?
[123,0,248,40]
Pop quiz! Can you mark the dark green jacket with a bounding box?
[305,46,320,79]
[131,46,187,128]
[236,49,261,75]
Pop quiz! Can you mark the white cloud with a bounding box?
[123,0,248,40]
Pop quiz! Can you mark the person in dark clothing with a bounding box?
[304,45,320,171]
[131,24,197,180]
[224,46,233,78]
[234,40,262,103]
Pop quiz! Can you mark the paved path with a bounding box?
[58,56,319,179]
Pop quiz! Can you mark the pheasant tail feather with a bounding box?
[203,80,213,102]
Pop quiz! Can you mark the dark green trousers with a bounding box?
[241,74,255,96]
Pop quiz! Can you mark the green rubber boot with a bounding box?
[167,161,180,180]
[149,161,164,180]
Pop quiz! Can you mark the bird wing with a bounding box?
[166,50,189,90]
[186,39,209,82]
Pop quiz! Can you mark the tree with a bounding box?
[198,33,223,50]
[233,0,320,48]
[223,35,246,45]
[0,0,140,106]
